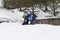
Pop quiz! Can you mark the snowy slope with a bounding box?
[0,23,60,40]
[0,0,24,23]
[34,7,53,19]
[34,7,60,20]
[0,8,24,23]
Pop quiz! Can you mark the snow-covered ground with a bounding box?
[0,0,60,40]
[0,23,60,40]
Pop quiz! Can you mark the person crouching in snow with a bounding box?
[22,9,30,25]
[28,11,37,24]
[22,8,37,25]
[22,13,29,25]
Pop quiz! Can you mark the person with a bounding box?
[22,13,29,25]
[28,11,37,24]
[22,15,29,25]
[22,8,37,25]
[22,9,30,25]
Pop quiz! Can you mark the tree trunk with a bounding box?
[53,7,55,16]
[32,5,34,14]
[45,0,48,11]
[45,5,48,11]
[53,0,56,16]
[19,8,21,11]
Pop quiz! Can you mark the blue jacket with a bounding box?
[28,12,33,21]
[28,12,37,22]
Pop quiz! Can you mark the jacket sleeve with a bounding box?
[34,14,37,17]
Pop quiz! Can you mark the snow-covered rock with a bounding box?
[0,8,24,23]
[35,8,53,20]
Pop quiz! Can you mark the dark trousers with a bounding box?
[22,19,29,25]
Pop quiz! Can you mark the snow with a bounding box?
[0,23,60,40]
[0,6,59,23]
[34,7,54,20]
[0,7,54,23]
[0,0,60,40]
[0,0,60,22]
[0,8,24,23]
[0,0,24,23]
[0,0,3,7]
